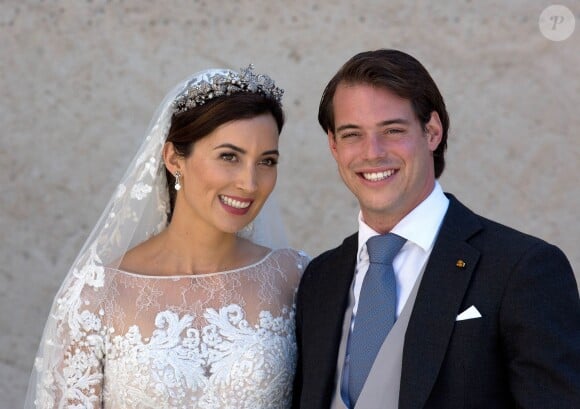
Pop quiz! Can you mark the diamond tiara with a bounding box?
[173,64,284,114]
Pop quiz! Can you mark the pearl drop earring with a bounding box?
[174,171,182,191]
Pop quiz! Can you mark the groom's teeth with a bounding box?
[362,170,395,181]
[220,196,251,209]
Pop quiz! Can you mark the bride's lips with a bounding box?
[219,194,253,215]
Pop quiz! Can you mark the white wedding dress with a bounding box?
[32,248,308,409]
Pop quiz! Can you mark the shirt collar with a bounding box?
[357,181,449,261]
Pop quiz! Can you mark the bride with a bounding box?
[25,65,308,408]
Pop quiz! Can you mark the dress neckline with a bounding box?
[107,249,276,279]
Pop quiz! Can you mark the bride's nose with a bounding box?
[236,165,258,193]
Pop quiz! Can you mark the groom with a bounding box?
[292,49,580,408]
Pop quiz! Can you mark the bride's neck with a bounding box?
[159,221,240,275]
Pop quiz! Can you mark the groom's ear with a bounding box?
[162,142,182,174]
[424,111,443,152]
[327,131,339,159]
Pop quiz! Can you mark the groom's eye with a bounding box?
[340,132,360,139]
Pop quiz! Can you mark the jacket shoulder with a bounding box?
[446,194,551,251]
[302,233,357,278]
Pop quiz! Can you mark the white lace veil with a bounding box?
[24,67,288,408]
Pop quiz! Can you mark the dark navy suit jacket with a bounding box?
[293,195,580,409]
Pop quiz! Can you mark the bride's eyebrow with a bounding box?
[214,143,279,157]
[214,143,245,153]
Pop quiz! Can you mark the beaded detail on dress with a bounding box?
[33,248,308,409]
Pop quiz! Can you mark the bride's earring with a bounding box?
[174,171,182,191]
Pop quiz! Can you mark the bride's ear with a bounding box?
[163,142,181,174]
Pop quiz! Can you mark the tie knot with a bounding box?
[366,233,406,264]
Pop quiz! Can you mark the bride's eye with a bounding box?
[259,157,278,167]
[220,152,238,162]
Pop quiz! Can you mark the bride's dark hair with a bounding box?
[165,92,285,219]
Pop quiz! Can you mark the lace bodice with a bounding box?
[32,248,308,409]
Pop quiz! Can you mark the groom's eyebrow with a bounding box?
[336,124,360,132]
[336,118,410,132]
[378,118,410,126]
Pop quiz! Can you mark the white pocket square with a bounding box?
[456,305,482,321]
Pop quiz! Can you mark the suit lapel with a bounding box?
[399,196,482,409]
[302,234,358,406]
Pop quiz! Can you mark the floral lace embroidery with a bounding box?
[33,248,308,409]
[104,306,296,408]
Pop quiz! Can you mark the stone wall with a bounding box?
[1,1,578,406]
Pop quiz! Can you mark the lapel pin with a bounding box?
[456,260,466,268]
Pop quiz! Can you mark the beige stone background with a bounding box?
[1,1,578,406]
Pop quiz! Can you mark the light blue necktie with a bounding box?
[347,233,406,407]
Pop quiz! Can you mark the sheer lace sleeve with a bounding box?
[30,263,108,408]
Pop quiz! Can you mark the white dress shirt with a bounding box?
[352,181,449,322]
